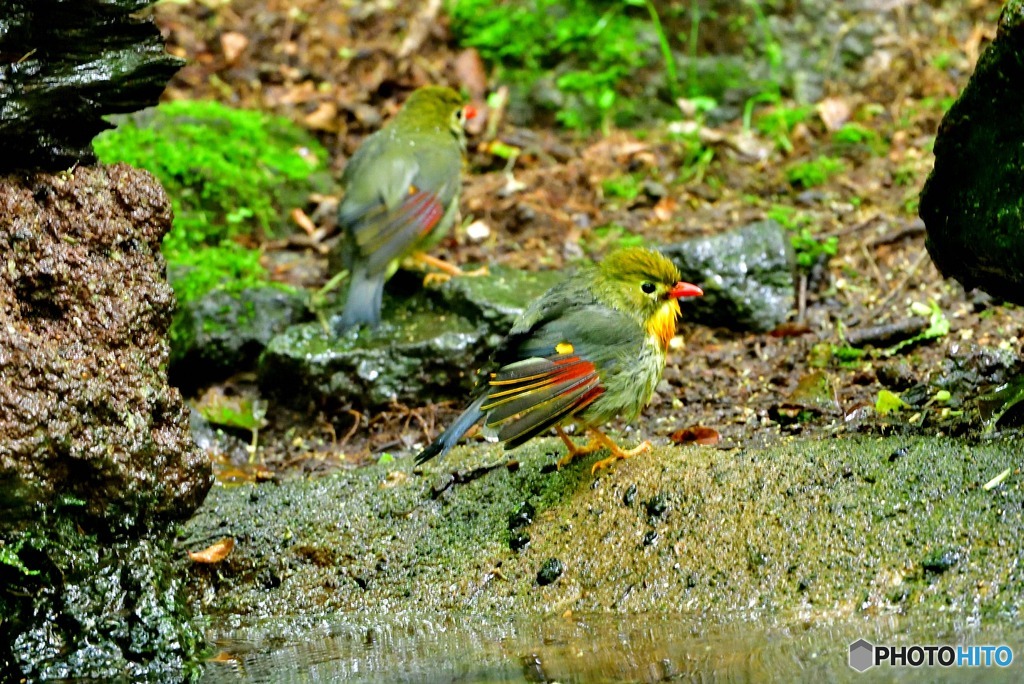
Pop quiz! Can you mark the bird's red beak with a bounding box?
[463,104,478,120]
[668,281,703,299]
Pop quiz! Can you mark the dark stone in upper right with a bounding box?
[920,0,1024,304]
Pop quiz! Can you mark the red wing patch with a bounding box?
[481,353,604,449]
[356,188,445,256]
[404,188,445,238]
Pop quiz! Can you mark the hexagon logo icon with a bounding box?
[849,639,875,672]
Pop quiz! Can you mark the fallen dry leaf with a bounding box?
[303,101,339,132]
[290,207,317,236]
[670,426,721,445]
[455,48,488,100]
[380,470,408,488]
[816,96,851,131]
[206,651,239,664]
[219,31,248,64]
[652,196,678,222]
[188,537,235,564]
[769,321,814,338]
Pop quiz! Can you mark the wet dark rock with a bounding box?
[0,164,211,526]
[0,164,209,680]
[2,524,203,681]
[920,0,1024,304]
[259,301,485,410]
[508,501,536,531]
[644,494,669,519]
[661,220,794,332]
[888,447,910,463]
[0,0,183,172]
[536,558,565,586]
[877,360,918,391]
[170,283,310,390]
[263,266,564,410]
[623,483,638,507]
[935,343,1024,392]
[509,531,531,552]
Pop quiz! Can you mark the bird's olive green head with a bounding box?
[592,247,702,349]
[392,86,470,140]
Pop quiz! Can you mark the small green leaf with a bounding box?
[876,389,907,415]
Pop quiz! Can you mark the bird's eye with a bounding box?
[641,281,656,294]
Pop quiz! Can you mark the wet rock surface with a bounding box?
[661,220,795,332]
[0,0,183,172]
[258,265,562,411]
[259,302,484,411]
[3,522,204,681]
[921,0,1024,304]
[427,263,565,337]
[0,164,211,525]
[0,164,210,680]
[183,435,1024,624]
[170,282,310,391]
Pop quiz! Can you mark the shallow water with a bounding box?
[200,612,1022,683]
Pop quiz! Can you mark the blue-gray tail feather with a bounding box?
[415,394,487,464]
[335,269,384,332]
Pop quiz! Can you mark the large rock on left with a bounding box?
[0,164,211,679]
[0,163,210,523]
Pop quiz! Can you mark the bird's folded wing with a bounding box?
[481,353,604,449]
[353,188,447,272]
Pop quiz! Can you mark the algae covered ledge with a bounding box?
[183,434,1023,626]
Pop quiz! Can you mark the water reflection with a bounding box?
[201,612,1021,683]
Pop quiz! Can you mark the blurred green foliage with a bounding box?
[785,155,846,188]
[94,100,328,257]
[166,243,271,305]
[790,227,838,270]
[94,100,326,306]
[447,0,657,130]
[448,0,794,131]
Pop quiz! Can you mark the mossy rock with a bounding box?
[94,100,333,255]
[170,281,310,389]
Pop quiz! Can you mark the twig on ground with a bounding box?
[871,248,932,315]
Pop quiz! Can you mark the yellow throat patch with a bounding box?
[646,299,680,351]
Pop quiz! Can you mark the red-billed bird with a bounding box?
[416,247,702,473]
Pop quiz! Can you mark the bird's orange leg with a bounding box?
[415,252,489,286]
[554,426,605,469]
[586,428,651,474]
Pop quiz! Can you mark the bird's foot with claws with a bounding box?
[555,427,650,473]
[422,265,489,287]
[589,439,651,474]
[414,251,489,287]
